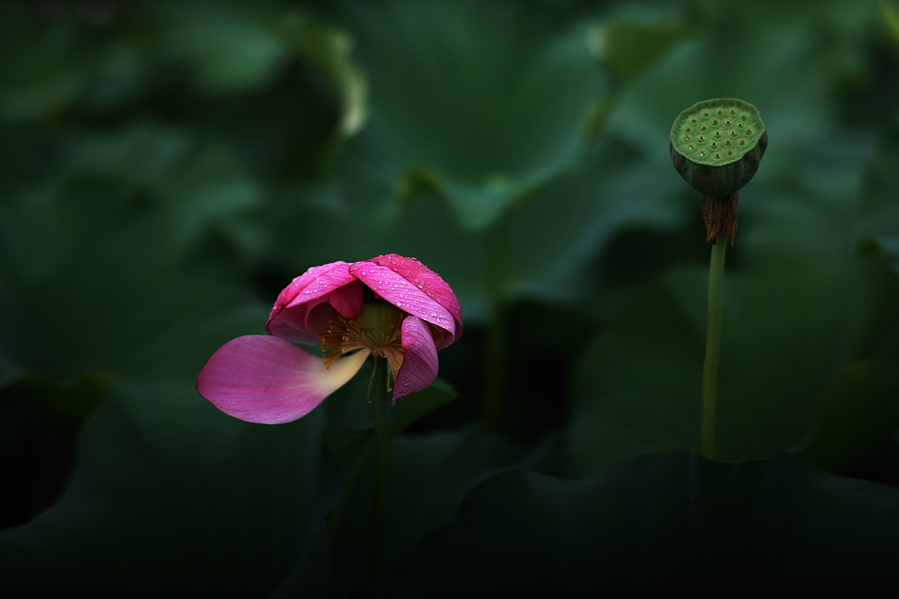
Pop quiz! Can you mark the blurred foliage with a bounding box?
[369,450,899,596]
[1,0,898,596]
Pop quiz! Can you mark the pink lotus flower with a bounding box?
[197,254,462,424]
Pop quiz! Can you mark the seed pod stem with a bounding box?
[701,238,727,459]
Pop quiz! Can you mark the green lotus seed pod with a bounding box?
[670,98,767,198]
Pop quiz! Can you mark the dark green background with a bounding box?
[2,0,899,595]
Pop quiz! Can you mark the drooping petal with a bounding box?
[361,254,462,343]
[392,315,439,403]
[197,335,369,424]
[266,262,363,343]
[350,258,458,348]
[265,306,323,345]
[269,262,352,314]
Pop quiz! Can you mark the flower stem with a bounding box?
[484,219,508,430]
[369,357,390,577]
[701,236,727,459]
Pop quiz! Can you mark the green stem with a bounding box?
[701,237,727,460]
[484,219,508,430]
[369,357,390,577]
